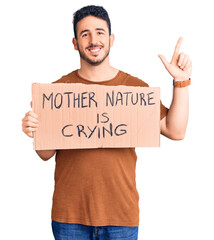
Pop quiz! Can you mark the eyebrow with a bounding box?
[79,28,106,36]
[96,28,106,32]
[80,29,89,36]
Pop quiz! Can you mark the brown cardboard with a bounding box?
[32,83,160,150]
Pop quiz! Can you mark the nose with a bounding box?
[90,32,98,45]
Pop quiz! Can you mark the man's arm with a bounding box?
[161,86,189,140]
[158,37,192,140]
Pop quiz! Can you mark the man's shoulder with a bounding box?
[52,69,149,87]
[119,70,149,87]
[52,70,78,84]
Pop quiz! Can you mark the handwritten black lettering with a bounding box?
[140,93,146,106]
[103,123,113,137]
[123,92,132,105]
[89,92,97,107]
[115,92,123,106]
[147,92,155,105]
[54,93,63,109]
[87,125,97,138]
[64,92,73,108]
[114,124,127,136]
[62,124,73,137]
[131,93,138,105]
[43,93,53,109]
[77,124,87,137]
[106,91,114,106]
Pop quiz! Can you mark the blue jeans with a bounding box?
[52,221,138,240]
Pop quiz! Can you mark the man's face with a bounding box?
[73,16,114,66]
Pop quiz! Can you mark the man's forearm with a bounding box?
[162,85,189,139]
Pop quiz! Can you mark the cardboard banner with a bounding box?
[32,83,160,150]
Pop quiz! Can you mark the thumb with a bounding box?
[158,54,170,70]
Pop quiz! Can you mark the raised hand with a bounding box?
[158,37,192,81]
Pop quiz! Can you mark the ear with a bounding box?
[72,37,78,50]
[110,34,115,47]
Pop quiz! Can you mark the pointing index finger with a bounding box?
[174,37,183,53]
[171,37,183,63]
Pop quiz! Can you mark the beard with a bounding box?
[77,42,110,66]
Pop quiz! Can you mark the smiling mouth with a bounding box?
[88,48,101,53]
[87,45,103,54]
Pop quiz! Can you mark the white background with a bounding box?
[1,0,214,239]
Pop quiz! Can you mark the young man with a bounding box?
[22,5,192,240]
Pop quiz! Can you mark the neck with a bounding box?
[78,58,118,82]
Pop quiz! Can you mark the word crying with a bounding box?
[62,113,127,139]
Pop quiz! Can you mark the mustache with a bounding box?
[86,44,104,49]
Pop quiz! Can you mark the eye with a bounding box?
[82,33,88,38]
[98,31,104,35]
